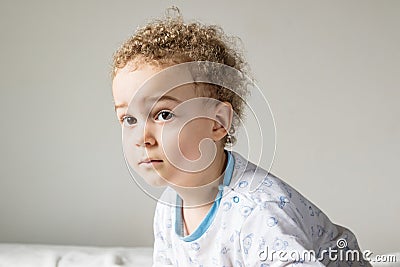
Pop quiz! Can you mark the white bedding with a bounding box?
[0,243,153,267]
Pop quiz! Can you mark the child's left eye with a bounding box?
[156,110,175,121]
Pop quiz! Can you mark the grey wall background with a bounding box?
[0,0,398,255]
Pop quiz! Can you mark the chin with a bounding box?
[143,175,169,187]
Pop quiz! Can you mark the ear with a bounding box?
[212,101,233,142]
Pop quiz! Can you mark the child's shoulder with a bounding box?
[227,150,326,224]
[225,151,352,252]
[229,150,304,200]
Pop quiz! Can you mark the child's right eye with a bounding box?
[121,115,137,126]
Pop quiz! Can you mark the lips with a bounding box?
[138,158,163,165]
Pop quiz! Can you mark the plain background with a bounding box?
[0,0,399,255]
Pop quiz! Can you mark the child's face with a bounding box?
[112,63,228,187]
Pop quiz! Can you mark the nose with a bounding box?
[135,121,156,147]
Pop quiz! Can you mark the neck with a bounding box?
[170,148,228,208]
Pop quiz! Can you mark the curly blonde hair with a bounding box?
[112,7,251,146]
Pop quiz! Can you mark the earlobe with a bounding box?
[213,101,233,141]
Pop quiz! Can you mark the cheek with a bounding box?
[122,129,139,167]
[178,119,213,160]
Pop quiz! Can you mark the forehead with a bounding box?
[112,63,198,111]
[112,64,157,104]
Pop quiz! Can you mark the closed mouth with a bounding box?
[139,159,163,165]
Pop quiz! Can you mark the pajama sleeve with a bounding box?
[238,196,371,267]
[238,201,326,267]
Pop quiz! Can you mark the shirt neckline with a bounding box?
[175,150,235,242]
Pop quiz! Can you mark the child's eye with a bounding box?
[156,110,175,121]
[121,115,137,126]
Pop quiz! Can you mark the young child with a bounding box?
[111,7,371,267]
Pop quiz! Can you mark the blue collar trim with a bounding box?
[175,150,234,242]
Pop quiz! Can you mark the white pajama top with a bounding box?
[152,150,370,267]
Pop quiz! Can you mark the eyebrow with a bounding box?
[114,103,127,111]
[114,95,182,111]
